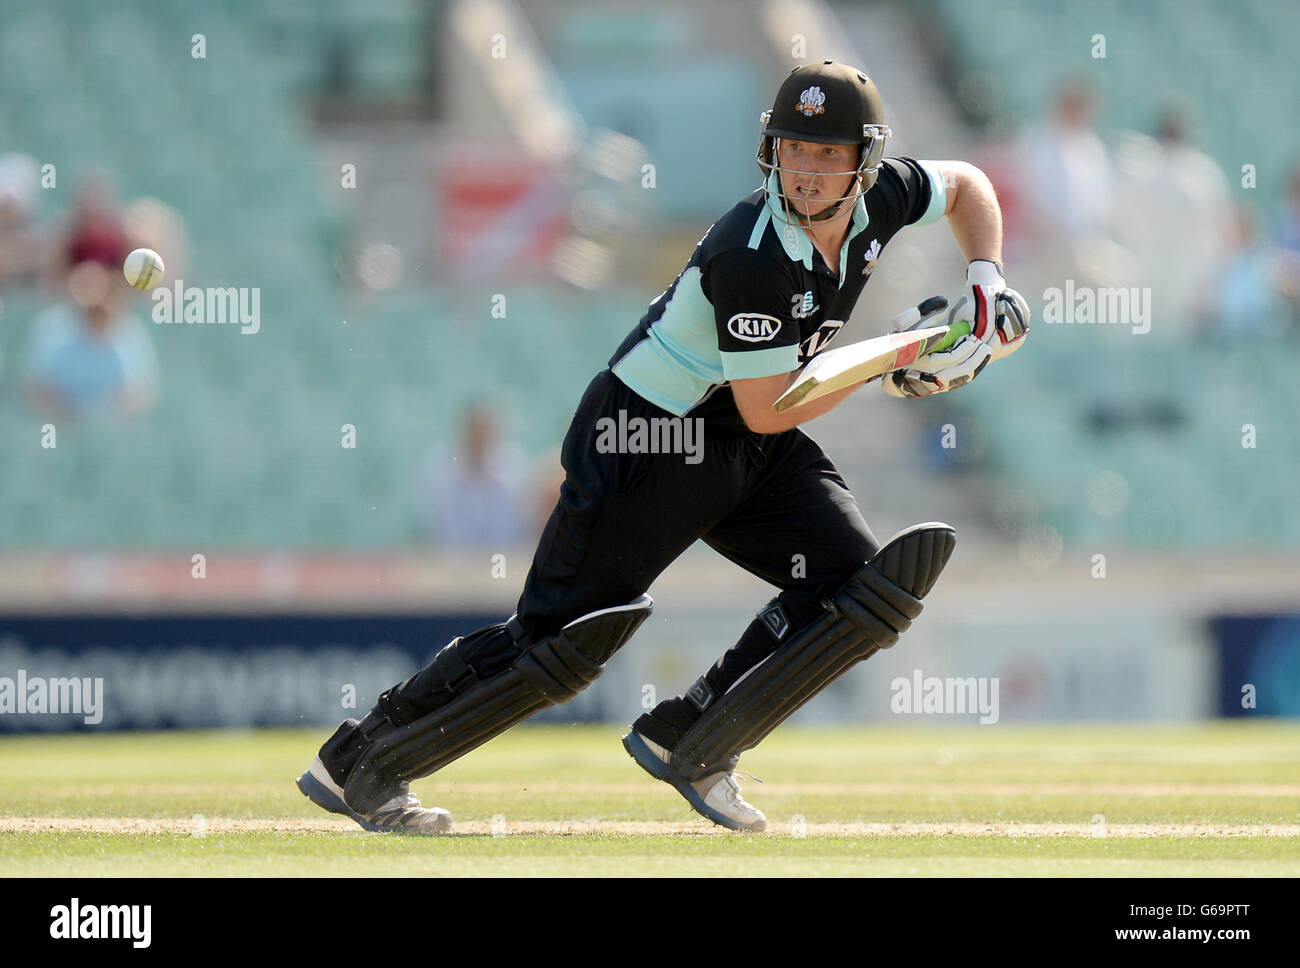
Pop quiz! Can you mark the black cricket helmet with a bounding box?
[757,60,891,223]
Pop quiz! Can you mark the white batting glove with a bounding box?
[882,332,991,398]
[953,260,1030,362]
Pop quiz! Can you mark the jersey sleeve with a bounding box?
[874,157,948,228]
[703,247,801,381]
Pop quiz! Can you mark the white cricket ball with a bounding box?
[123,247,165,290]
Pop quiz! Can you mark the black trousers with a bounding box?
[380,369,881,747]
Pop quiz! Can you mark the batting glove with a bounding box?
[953,260,1030,362]
[882,332,991,398]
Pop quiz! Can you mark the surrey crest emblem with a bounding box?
[796,86,826,117]
[862,238,882,275]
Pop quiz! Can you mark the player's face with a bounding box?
[776,140,859,221]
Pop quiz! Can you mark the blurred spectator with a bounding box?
[1277,163,1300,255]
[1202,204,1289,340]
[1017,79,1114,284]
[20,261,159,419]
[63,173,129,276]
[0,153,44,288]
[1274,162,1300,327]
[422,406,530,549]
[1112,109,1231,336]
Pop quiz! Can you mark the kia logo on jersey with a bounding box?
[727,313,783,342]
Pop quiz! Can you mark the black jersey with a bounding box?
[608,157,948,429]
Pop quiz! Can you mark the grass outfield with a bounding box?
[0,722,1297,876]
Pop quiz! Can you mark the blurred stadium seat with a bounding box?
[1,0,1296,553]
[923,0,1300,551]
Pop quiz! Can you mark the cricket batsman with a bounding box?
[296,61,1029,833]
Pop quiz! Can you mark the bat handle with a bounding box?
[927,319,972,355]
[891,295,949,332]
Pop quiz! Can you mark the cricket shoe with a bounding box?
[296,756,452,835]
[622,730,767,832]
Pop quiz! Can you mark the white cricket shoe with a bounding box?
[622,731,767,832]
[296,756,452,835]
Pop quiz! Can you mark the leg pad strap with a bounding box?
[668,523,956,782]
[344,595,653,811]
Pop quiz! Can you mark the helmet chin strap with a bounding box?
[805,198,848,222]
[786,192,851,226]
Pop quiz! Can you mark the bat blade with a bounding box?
[772,324,951,413]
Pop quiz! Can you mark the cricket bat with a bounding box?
[773,296,965,413]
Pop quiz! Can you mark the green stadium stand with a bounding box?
[3,0,1293,553]
[0,0,638,550]
[922,0,1300,550]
